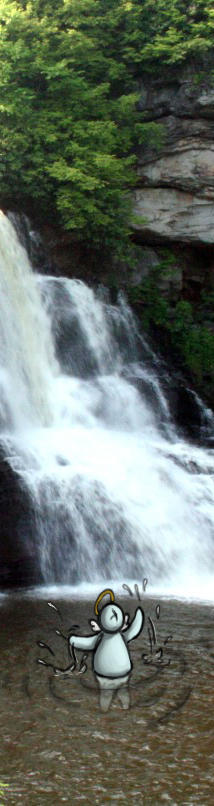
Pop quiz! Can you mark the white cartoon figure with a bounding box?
[69,589,144,711]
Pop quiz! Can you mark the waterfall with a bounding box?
[0,212,58,429]
[0,211,214,598]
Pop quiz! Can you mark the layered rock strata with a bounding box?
[133,71,214,246]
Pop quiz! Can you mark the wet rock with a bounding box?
[7,211,59,275]
[163,380,214,444]
[129,247,160,285]
[0,447,41,587]
[166,453,214,475]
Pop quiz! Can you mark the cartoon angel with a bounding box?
[69,589,144,711]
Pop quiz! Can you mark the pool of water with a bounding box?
[0,594,214,804]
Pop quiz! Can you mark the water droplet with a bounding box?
[122,583,133,597]
[37,641,55,656]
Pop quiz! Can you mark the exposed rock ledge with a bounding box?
[133,187,214,245]
[133,70,214,245]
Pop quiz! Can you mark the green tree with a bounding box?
[0,0,213,257]
[0,0,141,255]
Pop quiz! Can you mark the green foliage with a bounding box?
[192,71,206,86]
[137,0,214,68]
[134,122,165,149]
[171,300,214,384]
[129,275,214,393]
[0,0,139,255]
[0,780,8,806]
[0,0,213,256]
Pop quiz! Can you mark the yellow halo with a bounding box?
[94,589,115,615]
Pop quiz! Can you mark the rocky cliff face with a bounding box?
[133,67,214,248]
[28,67,214,305]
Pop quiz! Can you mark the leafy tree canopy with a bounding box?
[0,0,213,257]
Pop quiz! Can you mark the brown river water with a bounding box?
[0,593,214,805]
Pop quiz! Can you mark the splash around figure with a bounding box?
[69,589,144,711]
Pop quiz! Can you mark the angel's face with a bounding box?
[100,603,124,633]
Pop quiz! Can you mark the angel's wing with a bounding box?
[122,613,129,631]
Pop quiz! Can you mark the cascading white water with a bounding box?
[0,212,58,429]
[1,211,214,598]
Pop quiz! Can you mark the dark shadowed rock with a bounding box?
[0,446,42,588]
[162,379,214,444]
